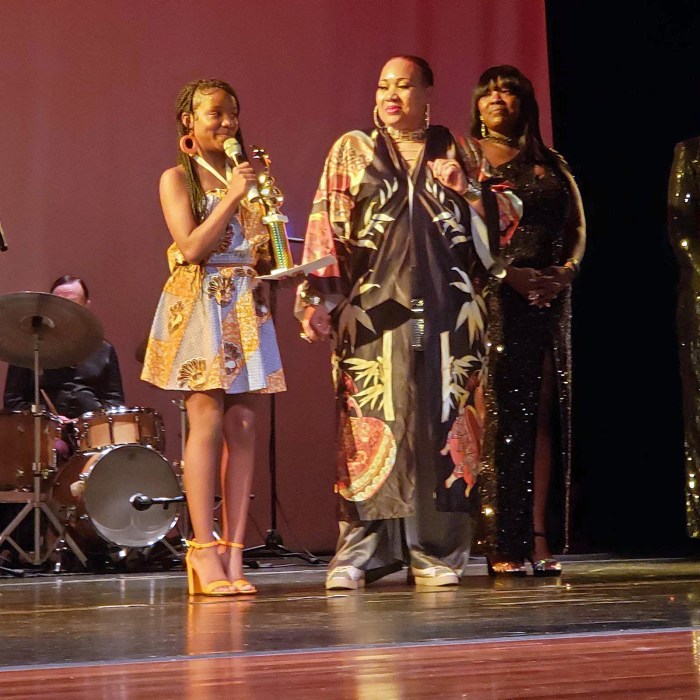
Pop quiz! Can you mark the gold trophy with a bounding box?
[252,145,295,273]
[224,138,335,279]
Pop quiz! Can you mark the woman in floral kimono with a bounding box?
[297,56,519,589]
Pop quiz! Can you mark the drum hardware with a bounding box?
[169,396,190,546]
[13,468,53,483]
[0,292,103,567]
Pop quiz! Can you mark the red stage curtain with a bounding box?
[0,0,548,551]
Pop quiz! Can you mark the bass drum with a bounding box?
[50,444,181,552]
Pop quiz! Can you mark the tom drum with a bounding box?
[0,410,61,491]
[76,407,165,453]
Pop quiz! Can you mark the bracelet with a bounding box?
[486,255,508,279]
[461,180,482,202]
[488,262,507,279]
[564,257,581,275]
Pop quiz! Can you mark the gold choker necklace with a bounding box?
[386,125,427,142]
[483,134,519,148]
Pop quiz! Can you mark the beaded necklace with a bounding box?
[386,125,427,142]
[483,134,520,148]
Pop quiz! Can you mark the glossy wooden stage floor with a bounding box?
[0,556,699,698]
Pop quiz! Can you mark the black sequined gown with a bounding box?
[667,137,700,539]
[478,152,574,560]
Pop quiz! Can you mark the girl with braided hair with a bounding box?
[141,79,286,596]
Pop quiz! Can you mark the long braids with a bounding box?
[175,78,244,224]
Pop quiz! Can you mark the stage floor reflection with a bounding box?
[0,556,699,697]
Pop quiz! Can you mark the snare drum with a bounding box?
[76,407,165,453]
[49,443,181,551]
[0,410,61,491]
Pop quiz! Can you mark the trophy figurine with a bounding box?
[224,137,336,280]
[252,145,295,273]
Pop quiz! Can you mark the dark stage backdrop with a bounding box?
[0,1,548,553]
[546,1,700,555]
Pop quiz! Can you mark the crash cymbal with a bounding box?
[0,292,104,369]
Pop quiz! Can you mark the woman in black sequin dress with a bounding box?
[461,65,586,575]
[668,137,700,540]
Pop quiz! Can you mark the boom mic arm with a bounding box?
[129,493,186,511]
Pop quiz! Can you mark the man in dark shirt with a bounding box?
[1,275,125,564]
[3,275,125,449]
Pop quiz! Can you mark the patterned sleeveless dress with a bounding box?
[141,190,286,394]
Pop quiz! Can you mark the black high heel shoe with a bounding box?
[528,532,562,577]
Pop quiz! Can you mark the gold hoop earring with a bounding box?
[373,105,384,129]
[480,118,487,138]
[424,104,431,130]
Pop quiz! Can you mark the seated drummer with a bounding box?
[2,275,125,457]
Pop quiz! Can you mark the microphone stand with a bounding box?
[243,278,320,566]
[228,141,322,567]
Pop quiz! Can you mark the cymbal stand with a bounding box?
[0,316,87,567]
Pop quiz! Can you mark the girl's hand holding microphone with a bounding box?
[227,162,257,201]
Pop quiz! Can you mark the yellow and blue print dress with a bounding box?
[141,191,286,394]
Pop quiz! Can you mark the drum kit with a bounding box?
[0,291,185,571]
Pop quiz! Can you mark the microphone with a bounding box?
[0,217,7,252]
[223,138,261,202]
[129,493,186,511]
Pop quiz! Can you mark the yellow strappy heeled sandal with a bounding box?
[185,540,235,596]
[218,541,257,594]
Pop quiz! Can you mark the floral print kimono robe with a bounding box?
[299,126,517,526]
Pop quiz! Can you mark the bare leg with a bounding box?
[533,350,555,561]
[183,390,230,590]
[220,392,265,585]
